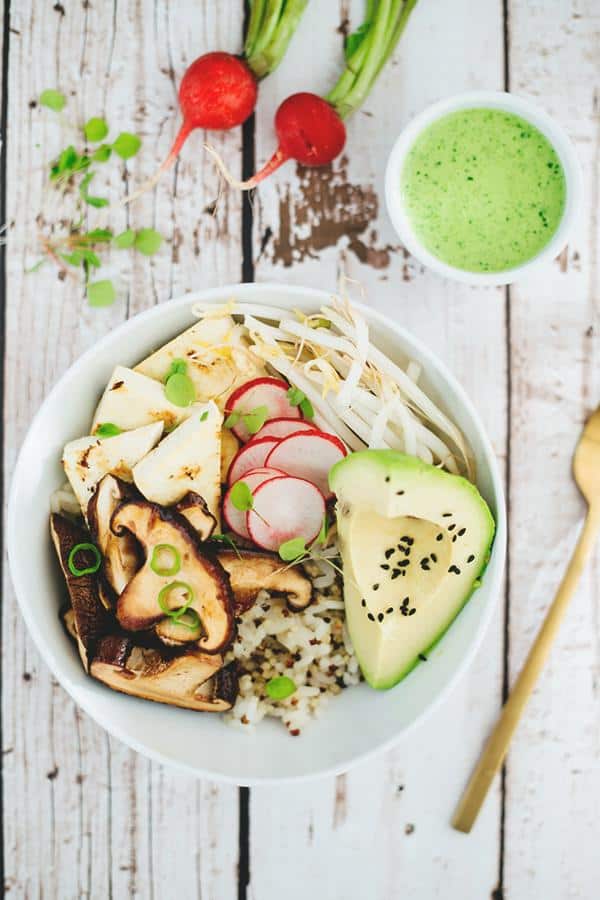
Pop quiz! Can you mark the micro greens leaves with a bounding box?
[210,533,242,559]
[134,228,162,256]
[92,144,112,162]
[265,676,296,700]
[278,537,308,562]
[242,405,270,435]
[87,280,116,307]
[79,172,109,208]
[95,422,122,437]
[165,358,188,379]
[113,132,141,159]
[230,481,254,512]
[224,411,241,429]
[40,89,66,112]
[164,372,195,407]
[286,386,314,419]
[84,117,109,142]
[113,229,136,249]
[315,514,328,546]
[199,410,209,422]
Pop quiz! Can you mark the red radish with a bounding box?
[254,417,318,441]
[125,53,258,205]
[206,92,346,190]
[225,377,301,442]
[227,437,279,485]
[247,476,326,552]
[222,468,284,539]
[265,432,347,498]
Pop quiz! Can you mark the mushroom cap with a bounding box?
[111,500,234,654]
[215,547,313,613]
[88,474,142,596]
[174,491,217,541]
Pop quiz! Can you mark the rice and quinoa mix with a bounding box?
[225,567,362,735]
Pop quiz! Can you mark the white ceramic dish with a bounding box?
[8,283,506,784]
[385,91,583,286]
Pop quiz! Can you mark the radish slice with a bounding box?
[246,476,326,552]
[227,437,279,484]
[265,432,347,498]
[225,377,301,442]
[254,417,318,441]
[222,468,284,539]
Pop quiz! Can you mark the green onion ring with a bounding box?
[157,581,194,619]
[67,542,102,577]
[150,543,181,577]
[170,608,201,631]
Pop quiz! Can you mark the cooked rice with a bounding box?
[224,572,361,735]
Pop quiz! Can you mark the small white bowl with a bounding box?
[8,284,506,784]
[385,91,583,286]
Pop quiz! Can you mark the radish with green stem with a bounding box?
[206,0,418,189]
[125,0,308,204]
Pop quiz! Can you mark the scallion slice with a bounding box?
[150,543,181,577]
[67,542,102,577]
[265,675,297,700]
[157,581,194,618]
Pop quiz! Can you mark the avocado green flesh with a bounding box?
[330,450,495,690]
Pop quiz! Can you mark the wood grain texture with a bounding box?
[249,2,508,898]
[505,2,600,899]
[2,2,242,897]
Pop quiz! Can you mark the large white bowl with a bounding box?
[8,283,506,784]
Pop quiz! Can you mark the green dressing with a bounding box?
[400,108,566,272]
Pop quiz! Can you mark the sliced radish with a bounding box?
[254,416,318,442]
[225,377,301,442]
[222,468,285,539]
[265,432,347,498]
[227,437,279,484]
[246,476,326,552]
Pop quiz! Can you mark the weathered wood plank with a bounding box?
[2,2,242,897]
[249,1,507,897]
[505,2,600,899]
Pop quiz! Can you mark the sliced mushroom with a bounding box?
[111,500,234,653]
[174,492,217,541]
[50,513,112,670]
[215,548,313,613]
[90,634,237,711]
[60,603,78,642]
[88,475,142,595]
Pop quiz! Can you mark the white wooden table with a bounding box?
[3,1,599,897]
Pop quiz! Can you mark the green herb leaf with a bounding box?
[87,279,116,307]
[40,89,66,112]
[61,251,83,267]
[210,533,242,559]
[95,422,122,437]
[315,515,328,546]
[84,117,109,142]
[224,411,241,429]
[86,228,113,242]
[165,358,188,379]
[165,372,196,407]
[92,144,112,163]
[278,537,308,561]
[50,145,78,180]
[230,481,254,512]
[345,22,371,59]
[266,676,296,701]
[79,172,109,208]
[242,404,270,435]
[113,228,136,249]
[113,131,141,160]
[134,227,162,256]
[287,386,314,419]
[199,410,209,422]
[299,397,314,419]
[81,248,101,269]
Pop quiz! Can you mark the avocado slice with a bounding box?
[329,450,495,689]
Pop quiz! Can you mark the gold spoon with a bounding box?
[453,407,600,833]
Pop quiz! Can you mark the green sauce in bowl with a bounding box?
[400,108,566,273]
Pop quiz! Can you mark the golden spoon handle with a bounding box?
[452,506,600,833]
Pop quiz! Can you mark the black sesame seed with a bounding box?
[396,490,405,495]
[385,476,390,483]
[458,527,466,536]
[467,555,475,563]
[442,512,452,518]
[386,607,394,615]
[399,535,410,543]
[361,598,367,607]
[391,569,401,580]
[448,523,456,531]
[452,535,457,543]
[380,563,390,570]
[418,653,428,662]
[377,612,384,622]
[405,537,415,546]
[431,553,437,563]
[436,533,443,542]
[372,583,380,591]
[367,613,375,622]
[385,547,395,559]
[398,559,410,568]
[448,565,461,575]
[409,608,416,616]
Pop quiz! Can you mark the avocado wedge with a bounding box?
[329,450,495,689]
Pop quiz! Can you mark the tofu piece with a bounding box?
[91,366,190,434]
[62,422,164,515]
[132,401,222,524]
[135,316,267,409]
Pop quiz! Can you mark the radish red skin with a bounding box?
[179,52,257,131]
[246,475,326,552]
[225,376,301,442]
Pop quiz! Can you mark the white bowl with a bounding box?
[385,91,583,286]
[8,283,506,784]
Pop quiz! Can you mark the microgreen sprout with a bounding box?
[265,676,296,700]
[95,422,122,437]
[286,386,314,419]
[230,481,254,512]
[224,405,270,434]
[39,89,66,112]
